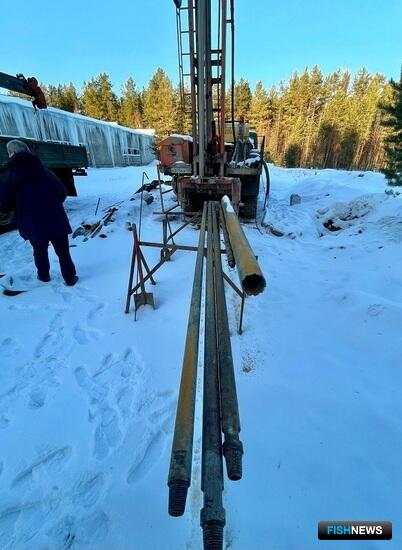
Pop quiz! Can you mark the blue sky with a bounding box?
[0,0,401,93]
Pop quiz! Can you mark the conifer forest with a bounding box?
[13,65,400,174]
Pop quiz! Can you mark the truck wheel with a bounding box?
[52,168,77,196]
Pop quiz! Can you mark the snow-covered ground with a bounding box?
[0,163,401,550]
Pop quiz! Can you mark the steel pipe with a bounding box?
[197,0,207,176]
[201,202,225,550]
[221,196,266,296]
[212,204,243,481]
[168,203,208,516]
[219,204,235,268]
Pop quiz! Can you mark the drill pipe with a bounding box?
[221,196,266,296]
[219,204,235,268]
[201,202,225,550]
[212,204,243,481]
[168,202,207,517]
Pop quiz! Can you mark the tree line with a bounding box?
[35,69,187,140]
[8,66,399,174]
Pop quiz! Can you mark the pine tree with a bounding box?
[81,73,119,122]
[35,83,79,112]
[284,143,302,167]
[143,68,176,139]
[249,81,270,138]
[58,83,80,112]
[234,78,252,120]
[173,86,192,135]
[120,77,143,128]
[381,72,402,185]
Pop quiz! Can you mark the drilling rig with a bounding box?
[160,0,264,218]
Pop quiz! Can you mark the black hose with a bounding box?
[263,160,271,209]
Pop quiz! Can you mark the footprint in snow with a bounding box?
[71,472,105,508]
[28,388,46,409]
[34,312,65,359]
[50,509,109,550]
[93,406,122,460]
[126,430,165,484]
[126,391,175,485]
[74,348,144,460]
[0,337,22,357]
[367,303,386,317]
[12,446,72,488]
[87,303,105,323]
[0,501,43,549]
[73,323,103,345]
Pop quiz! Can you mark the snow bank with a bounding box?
[0,164,401,550]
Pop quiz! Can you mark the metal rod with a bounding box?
[220,0,227,158]
[157,164,177,244]
[238,292,245,335]
[128,251,175,295]
[162,218,170,260]
[222,271,242,298]
[219,204,235,268]
[139,241,226,254]
[163,203,180,214]
[153,211,200,216]
[139,249,156,286]
[167,213,201,242]
[168,203,208,516]
[125,231,137,313]
[197,0,206,176]
[201,202,225,550]
[221,196,266,296]
[132,223,155,318]
[188,0,198,165]
[212,203,243,480]
[94,197,100,216]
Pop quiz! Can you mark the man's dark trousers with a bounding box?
[30,235,76,284]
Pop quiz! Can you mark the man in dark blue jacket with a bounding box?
[0,140,78,286]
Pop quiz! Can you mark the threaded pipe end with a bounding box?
[203,523,224,550]
[224,449,243,481]
[168,480,189,516]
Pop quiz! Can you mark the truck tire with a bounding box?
[52,168,77,196]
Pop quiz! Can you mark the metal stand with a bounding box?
[222,272,245,335]
[125,194,246,332]
[125,223,155,317]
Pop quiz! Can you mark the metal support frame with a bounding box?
[126,241,245,333]
[125,224,156,318]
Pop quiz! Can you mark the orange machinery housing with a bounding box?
[159,135,193,174]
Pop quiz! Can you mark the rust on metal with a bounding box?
[221,196,266,296]
[168,203,208,516]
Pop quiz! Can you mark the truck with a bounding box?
[0,71,88,233]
